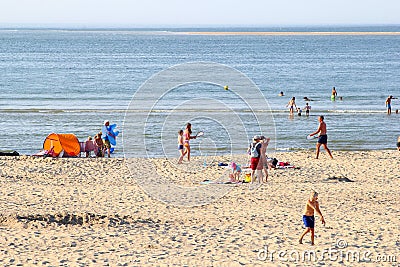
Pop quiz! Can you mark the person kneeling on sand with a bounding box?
[229,162,242,182]
[299,191,325,246]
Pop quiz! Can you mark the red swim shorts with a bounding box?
[250,157,260,170]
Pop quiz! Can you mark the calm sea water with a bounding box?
[0,26,400,157]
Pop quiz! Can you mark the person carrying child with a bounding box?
[298,191,326,245]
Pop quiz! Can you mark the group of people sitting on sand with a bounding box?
[83,120,114,158]
[83,133,106,158]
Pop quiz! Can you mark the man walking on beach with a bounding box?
[309,116,333,159]
[298,191,325,245]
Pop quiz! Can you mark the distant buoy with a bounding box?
[224,85,229,91]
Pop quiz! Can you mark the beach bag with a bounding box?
[250,142,261,158]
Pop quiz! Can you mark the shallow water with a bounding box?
[1,27,399,156]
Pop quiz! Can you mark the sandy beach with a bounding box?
[183,31,400,36]
[0,150,399,266]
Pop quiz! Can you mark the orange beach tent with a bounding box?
[43,133,81,157]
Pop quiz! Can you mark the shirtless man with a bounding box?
[299,191,325,245]
[309,116,333,159]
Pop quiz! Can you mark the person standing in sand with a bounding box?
[299,191,326,245]
[248,136,262,183]
[102,120,115,158]
[183,123,197,162]
[286,97,297,115]
[309,116,333,159]
[177,129,185,164]
[256,136,270,183]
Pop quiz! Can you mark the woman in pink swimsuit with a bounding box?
[183,123,197,161]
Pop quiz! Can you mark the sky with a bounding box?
[0,0,399,27]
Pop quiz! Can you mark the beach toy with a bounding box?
[196,131,204,137]
[244,173,251,183]
[307,134,318,140]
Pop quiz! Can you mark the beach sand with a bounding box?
[183,31,400,36]
[0,150,399,266]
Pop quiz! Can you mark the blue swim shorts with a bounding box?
[302,215,315,228]
[318,135,328,144]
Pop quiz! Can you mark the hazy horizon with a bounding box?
[1,0,400,27]
[1,23,400,30]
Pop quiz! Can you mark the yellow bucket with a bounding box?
[244,173,251,183]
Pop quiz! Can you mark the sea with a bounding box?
[0,26,399,158]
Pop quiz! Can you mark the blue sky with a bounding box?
[0,0,399,27]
